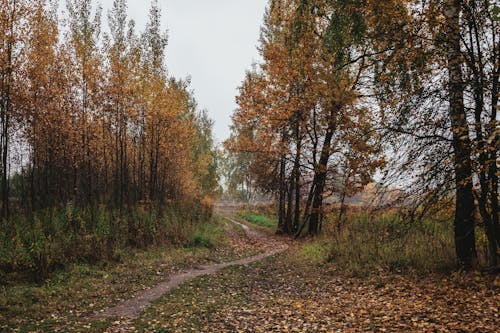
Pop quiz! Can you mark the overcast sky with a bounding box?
[93,0,267,143]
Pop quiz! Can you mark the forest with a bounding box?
[0,0,219,275]
[226,0,499,270]
[1,0,499,332]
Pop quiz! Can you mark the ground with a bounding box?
[1,210,499,332]
[135,246,498,332]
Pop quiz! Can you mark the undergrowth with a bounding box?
[0,201,214,279]
[295,209,460,274]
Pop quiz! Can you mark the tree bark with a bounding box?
[285,174,293,234]
[277,153,286,234]
[308,123,335,235]
[0,0,16,220]
[444,0,477,270]
[488,29,499,260]
[293,121,301,233]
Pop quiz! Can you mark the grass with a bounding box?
[238,212,277,229]
[234,205,463,274]
[295,209,458,275]
[135,264,253,332]
[188,219,222,249]
[298,242,329,264]
[0,215,258,332]
[0,201,214,278]
[236,204,492,274]
[132,247,499,332]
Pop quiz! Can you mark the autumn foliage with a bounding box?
[227,0,499,269]
[0,0,219,274]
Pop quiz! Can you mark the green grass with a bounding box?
[190,223,220,249]
[298,242,329,264]
[295,209,457,275]
[0,216,259,332]
[238,212,277,229]
[0,201,216,278]
[135,264,253,332]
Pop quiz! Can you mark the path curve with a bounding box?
[93,214,288,319]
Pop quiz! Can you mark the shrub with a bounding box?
[191,234,214,249]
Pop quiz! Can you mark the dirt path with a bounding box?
[133,245,500,332]
[94,213,288,320]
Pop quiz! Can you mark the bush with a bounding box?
[191,234,214,248]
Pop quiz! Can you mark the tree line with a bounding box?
[0,0,219,215]
[0,0,220,273]
[226,0,499,270]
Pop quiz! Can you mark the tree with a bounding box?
[373,0,499,269]
[0,0,219,218]
[227,0,387,236]
[444,0,477,269]
[66,0,103,206]
[0,0,29,219]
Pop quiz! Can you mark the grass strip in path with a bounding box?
[238,212,277,229]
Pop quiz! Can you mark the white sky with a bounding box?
[94,0,267,143]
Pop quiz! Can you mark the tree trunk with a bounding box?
[0,1,16,220]
[465,4,497,267]
[285,172,293,234]
[277,154,286,234]
[444,0,477,270]
[488,30,499,261]
[293,125,301,233]
[308,124,335,235]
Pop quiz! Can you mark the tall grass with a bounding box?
[296,209,459,274]
[0,201,214,279]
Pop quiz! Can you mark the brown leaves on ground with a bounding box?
[138,245,499,332]
[3,216,498,332]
